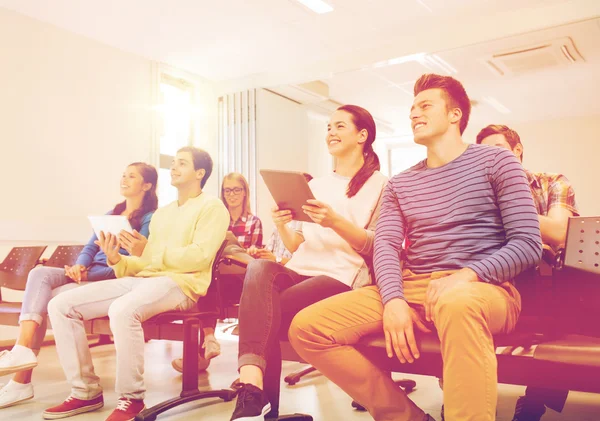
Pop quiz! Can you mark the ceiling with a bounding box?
[1,0,598,137]
[0,0,575,81]
[322,17,600,136]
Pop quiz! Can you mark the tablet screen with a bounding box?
[260,170,315,223]
[88,215,133,238]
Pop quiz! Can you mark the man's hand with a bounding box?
[94,231,122,265]
[424,268,479,322]
[302,199,339,228]
[383,298,431,364]
[64,264,87,283]
[118,229,148,257]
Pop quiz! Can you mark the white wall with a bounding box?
[255,90,310,238]
[0,8,153,243]
[0,8,218,244]
[255,91,335,239]
[0,9,217,341]
[510,115,600,217]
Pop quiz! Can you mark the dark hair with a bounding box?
[336,105,381,198]
[475,124,524,161]
[112,163,159,231]
[177,146,213,188]
[413,74,471,134]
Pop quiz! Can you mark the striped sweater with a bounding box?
[374,144,543,304]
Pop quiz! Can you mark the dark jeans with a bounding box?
[204,274,245,331]
[237,260,351,416]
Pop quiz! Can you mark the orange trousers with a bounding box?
[289,270,521,421]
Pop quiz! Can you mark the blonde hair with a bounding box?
[221,172,252,216]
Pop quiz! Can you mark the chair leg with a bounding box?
[267,415,314,421]
[284,366,318,385]
[135,318,235,421]
[89,334,113,348]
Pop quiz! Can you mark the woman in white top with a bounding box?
[229,105,388,421]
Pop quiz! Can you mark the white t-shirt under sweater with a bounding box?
[285,171,388,287]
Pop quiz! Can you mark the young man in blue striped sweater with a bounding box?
[289,74,542,421]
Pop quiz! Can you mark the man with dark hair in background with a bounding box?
[477,124,578,421]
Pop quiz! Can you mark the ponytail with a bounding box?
[347,145,380,198]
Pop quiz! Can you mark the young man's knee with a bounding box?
[47,294,70,319]
[107,300,138,326]
[288,306,318,347]
[435,283,482,321]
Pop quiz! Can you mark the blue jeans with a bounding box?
[20,266,80,326]
[237,260,350,416]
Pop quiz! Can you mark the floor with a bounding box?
[1,329,599,421]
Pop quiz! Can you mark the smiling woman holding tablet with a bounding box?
[0,162,158,410]
[230,105,388,420]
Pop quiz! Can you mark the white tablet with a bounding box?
[88,215,133,238]
[260,169,316,223]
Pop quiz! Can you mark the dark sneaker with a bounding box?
[43,394,104,419]
[105,398,146,421]
[513,395,546,421]
[230,383,271,421]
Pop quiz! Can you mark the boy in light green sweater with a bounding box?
[43,147,229,421]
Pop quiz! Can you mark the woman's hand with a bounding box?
[271,205,293,228]
[255,249,276,261]
[94,231,122,265]
[118,229,148,257]
[302,199,339,228]
[64,264,87,284]
[247,246,276,261]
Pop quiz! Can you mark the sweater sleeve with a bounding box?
[468,150,543,283]
[75,233,99,268]
[86,265,116,282]
[158,202,230,273]
[137,211,153,238]
[374,181,407,304]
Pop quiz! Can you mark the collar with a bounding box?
[524,169,540,189]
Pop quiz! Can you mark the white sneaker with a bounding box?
[203,335,221,360]
[0,346,38,377]
[0,380,34,409]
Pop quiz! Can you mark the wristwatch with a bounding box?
[275,256,283,264]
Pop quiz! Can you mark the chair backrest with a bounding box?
[564,216,600,275]
[44,245,85,268]
[0,246,48,291]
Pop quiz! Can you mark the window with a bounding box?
[157,74,194,206]
[387,141,426,177]
[217,90,257,213]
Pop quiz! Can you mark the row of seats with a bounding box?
[2,241,599,420]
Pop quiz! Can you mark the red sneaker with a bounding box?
[43,394,104,419]
[105,397,146,421]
